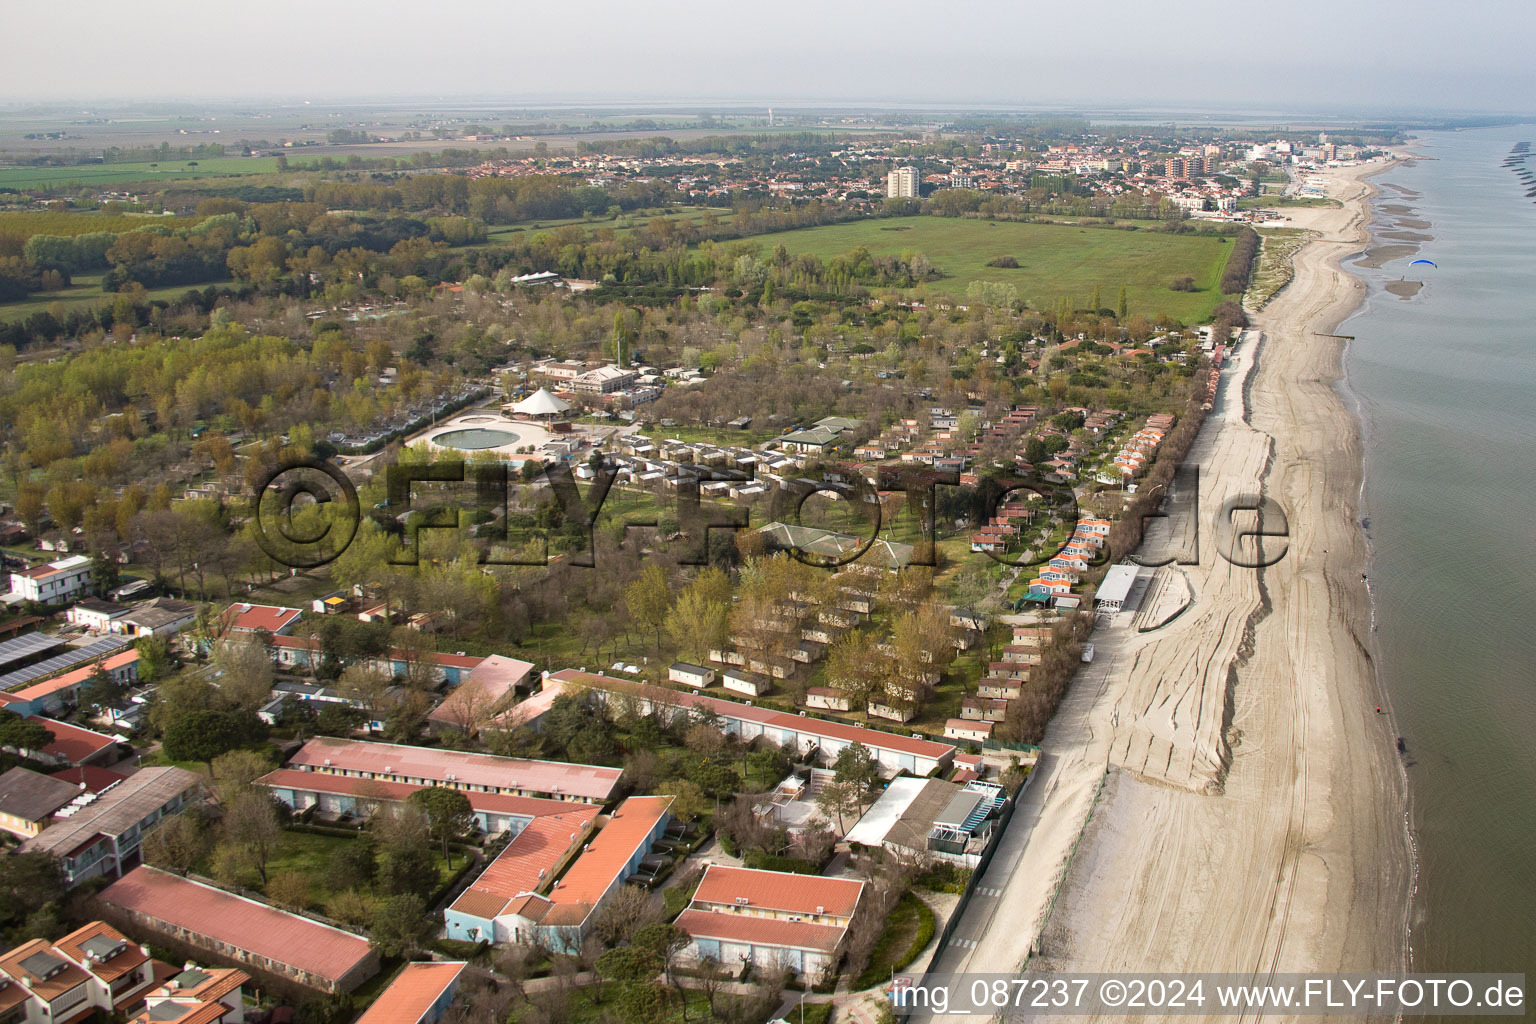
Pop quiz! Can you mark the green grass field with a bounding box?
[740,216,1239,322]
[0,271,233,322]
[0,157,282,190]
[480,206,730,246]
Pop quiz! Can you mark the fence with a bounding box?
[928,765,1033,960]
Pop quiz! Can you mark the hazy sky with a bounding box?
[7,0,1535,113]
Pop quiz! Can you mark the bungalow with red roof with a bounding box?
[218,604,303,637]
[442,806,599,943]
[557,671,955,777]
[100,867,378,993]
[675,865,865,979]
[426,655,534,736]
[259,768,583,838]
[448,795,673,952]
[17,717,118,767]
[273,736,622,804]
[351,962,466,1024]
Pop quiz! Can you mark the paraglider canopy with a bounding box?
[1409,259,1437,267]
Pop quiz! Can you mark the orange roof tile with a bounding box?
[692,866,863,918]
[543,795,671,922]
[100,868,372,985]
[352,962,467,1024]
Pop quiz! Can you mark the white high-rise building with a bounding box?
[886,165,919,198]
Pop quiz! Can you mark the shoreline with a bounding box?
[913,159,1415,1018]
[1045,157,1413,980]
[1331,157,1425,970]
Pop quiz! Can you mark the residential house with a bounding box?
[675,866,864,979]
[130,964,250,1024]
[9,557,95,605]
[0,767,84,839]
[351,963,465,1024]
[558,671,954,777]
[23,767,202,885]
[100,867,378,993]
[0,921,158,1024]
[66,599,127,633]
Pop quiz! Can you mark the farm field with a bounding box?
[739,216,1240,322]
[0,156,281,189]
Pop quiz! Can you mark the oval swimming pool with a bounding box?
[432,427,518,450]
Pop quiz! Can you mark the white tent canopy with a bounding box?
[509,387,570,417]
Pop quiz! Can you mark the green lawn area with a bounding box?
[0,157,282,190]
[0,272,234,322]
[854,891,936,989]
[242,828,461,907]
[479,207,731,246]
[1237,195,1340,209]
[737,216,1239,322]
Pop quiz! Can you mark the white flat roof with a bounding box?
[1097,563,1140,605]
[844,777,927,846]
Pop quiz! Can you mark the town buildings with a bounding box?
[886,166,918,198]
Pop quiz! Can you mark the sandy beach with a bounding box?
[917,162,1414,1021]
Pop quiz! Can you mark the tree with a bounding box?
[832,742,880,795]
[211,640,275,712]
[408,786,475,863]
[664,588,727,664]
[134,636,171,683]
[209,748,273,797]
[624,564,671,651]
[337,663,396,733]
[325,889,376,929]
[369,894,431,958]
[221,789,282,884]
[656,779,707,823]
[267,870,313,911]
[814,777,865,833]
[372,804,437,898]
[0,710,53,754]
[162,709,260,768]
[0,851,66,937]
[824,630,887,710]
[143,810,212,875]
[590,884,658,946]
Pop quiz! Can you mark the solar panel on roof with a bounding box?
[0,631,69,669]
[0,637,127,689]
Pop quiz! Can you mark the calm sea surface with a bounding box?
[1341,125,1536,976]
